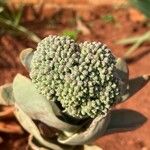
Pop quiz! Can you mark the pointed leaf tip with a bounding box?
[19,48,34,71]
[116,58,129,103]
[128,74,150,98]
[120,74,149,102]
[105,109,147,135]
[0,83,14,105]
[116,58,129,81]
[142,74,150,81]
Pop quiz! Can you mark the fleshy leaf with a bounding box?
[84,145,102,150]
[14,104,64,150]
[28,135,83,150]
[121,75,150,102]
[13,74,81,132]
[28,135,102,150]
[128,75,150,98]
[19,48,34,71]
[28,135,49,150]
[58,114,110,145]
[115,58,129,102]
[105,109,147,135]
[0,83,14,105]
[116,58,129,83]
[28,136,102,150]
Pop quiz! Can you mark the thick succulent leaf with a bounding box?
[13,74,81,132]
[14,104,64,150]
[84,145,102,150]
[115,58,129,103]
[19,48,34,71]
[121,75,150,102]
[105,109,147,135]
[128,75,150,98]
[29,141,48,150]
[28,135,83,150]
[116,58,129,83]
[28,136,48,150]
[58,114,110,145]
[0,83,14,105]
[29,136,102,150]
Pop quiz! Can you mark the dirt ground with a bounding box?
[0,4,150,150]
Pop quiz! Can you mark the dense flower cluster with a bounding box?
[30,35,120,119]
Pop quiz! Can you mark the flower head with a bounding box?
[30,35,120,119]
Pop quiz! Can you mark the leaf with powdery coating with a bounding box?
[116,58,129,84]
[28,135,102,150]
[128,75,150,98]
[19,48,34,71]
[0,83,14,105]
[105,109,147,135]
[115,58,129,103]
[84,145,102,150]
[121,75,150,102]
[28,135,48,150]
[28,135,83,150]
[14,104,64,150]
[13,74,81,132]
[58,114,110,145]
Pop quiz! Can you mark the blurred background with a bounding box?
[0,0,150,149]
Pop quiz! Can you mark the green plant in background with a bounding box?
[129,0,150,18]
[0,35,149,150]
[0,0,40,43]
[61,29,79,40]
[101,14,116,23]
[117,0,150,59]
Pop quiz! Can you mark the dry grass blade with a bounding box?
[0,106,14,118]
[77,18,91,35]
[117,31,150,59]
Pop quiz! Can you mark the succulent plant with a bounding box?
[0,35,149,150]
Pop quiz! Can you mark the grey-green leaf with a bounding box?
[116,58,129,83]
[58,114,110,145]
[115,58,129,102]
[0,83,14,105]
[84,145,102,150]
[121,75,150,102]
[13,74,81,132]
[128,75,150,98]
[105,109,147,134]
[28,135,83,150]
[14,104,64,150]
[19,48,34,71]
